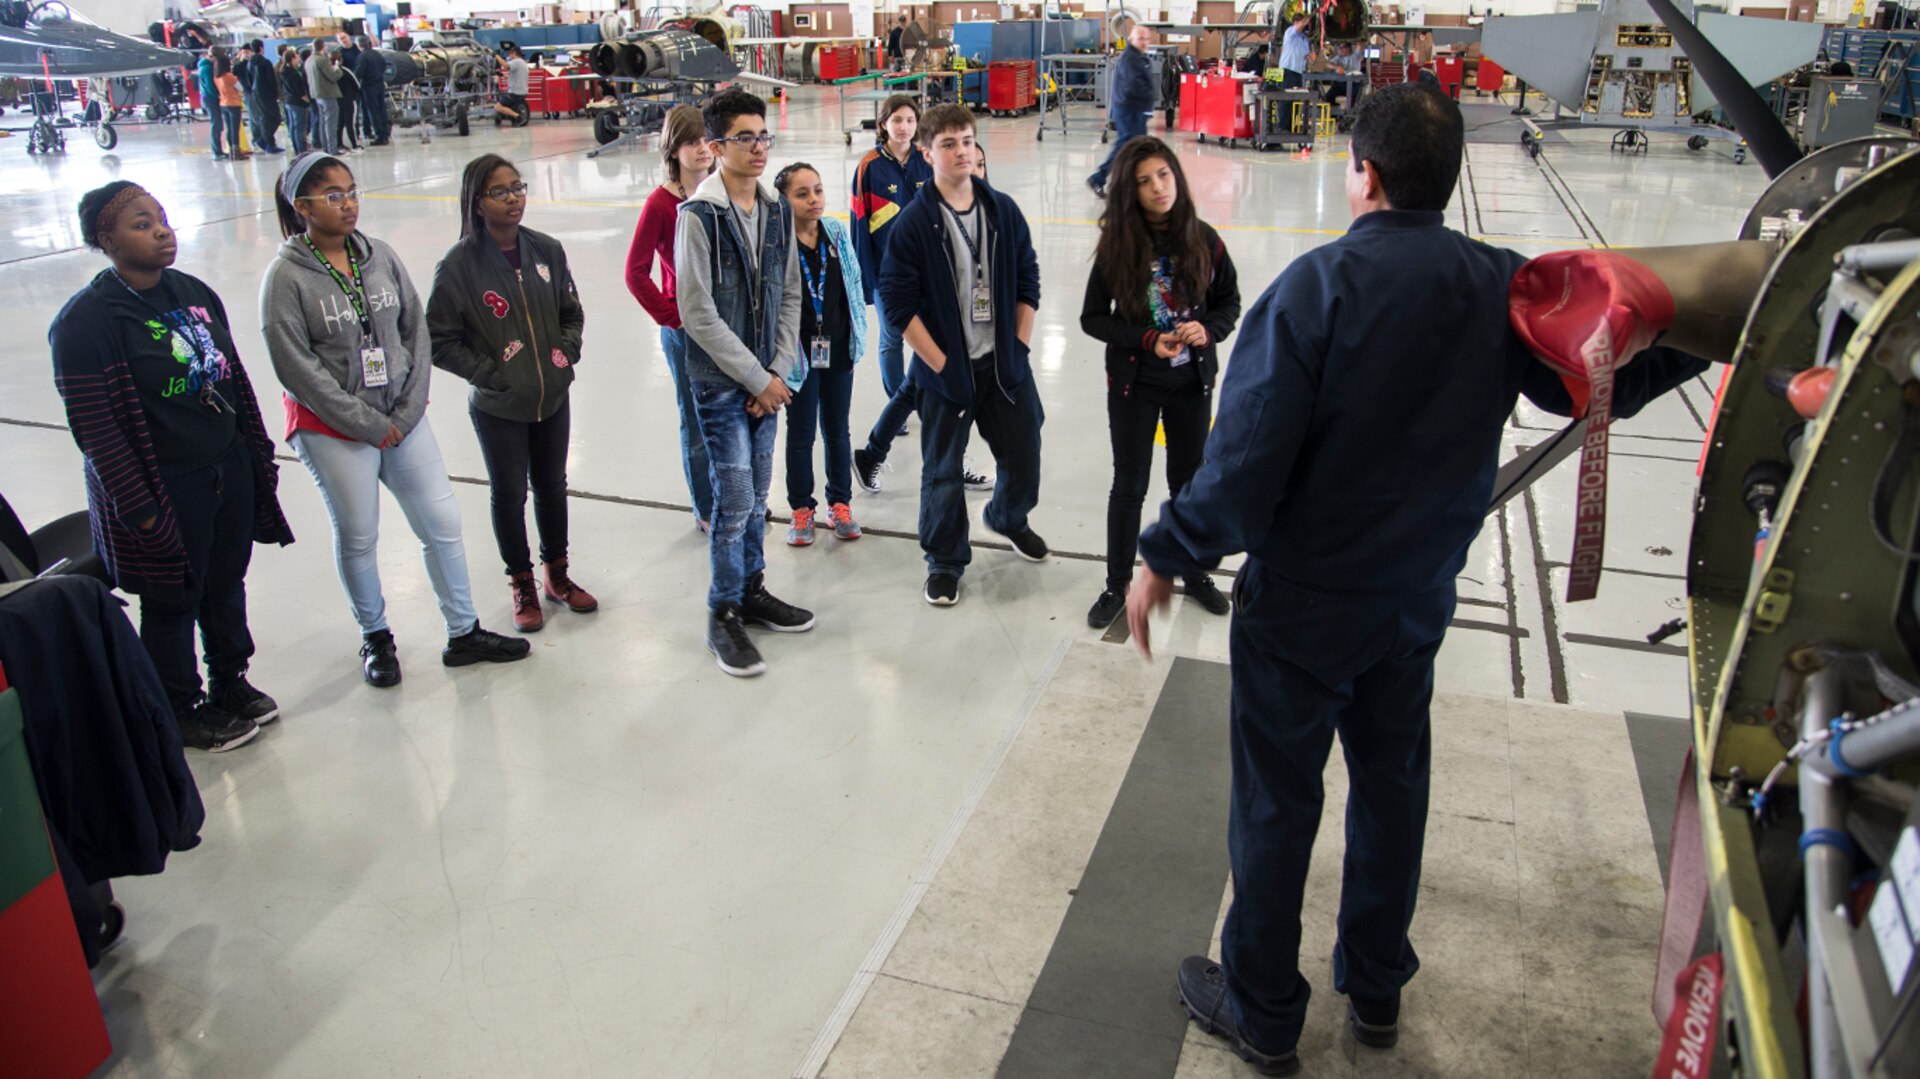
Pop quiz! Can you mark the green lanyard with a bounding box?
[300,234,375,341]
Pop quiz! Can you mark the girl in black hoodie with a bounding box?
[427,154,594,633]
[49,182,295,753]
[1080,137,1242,629]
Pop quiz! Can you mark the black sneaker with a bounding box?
[1087,589,1125,628]
[174,697,261,753]
[360,629,402,688]
[1347,996,1400,1049]
[963,465,995,491]
[740,575,815,633]
[854,447,884,494]
[209,674,280,725]
[1176,956,1301,1076]
[1186,575,1232,616]
[442,625,533,667]
[988,522,1049,562]
[707,606,766,677]
[1087,176,1106,199]
[924,572,960,606]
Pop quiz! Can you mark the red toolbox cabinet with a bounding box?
[988,60,1037,114]
[1475,58,1506,95]
[1178,71,1200,132]
[1195,70,1254,146]
[537,65,588,116]
[819,45,863,82]
[1432,56,1464,98]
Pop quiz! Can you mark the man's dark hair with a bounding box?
[1348,82,1463,213]
[703,87,766,140]
[918,103,974,146]
[248,38,264,52]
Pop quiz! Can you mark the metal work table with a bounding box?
[833,70,960,145]
[1036,53,1112,141]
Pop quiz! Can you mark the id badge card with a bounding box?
[970,282,992,324]
[361,346,389,388]
[810,336,832,370]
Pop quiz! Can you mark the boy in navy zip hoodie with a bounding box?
[877,105,1045,607]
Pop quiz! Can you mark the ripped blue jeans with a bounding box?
[691,379,777,610]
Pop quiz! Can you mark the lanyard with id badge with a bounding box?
[798,240,833,370]
[949,201,992,325]
[108,269,235,414]
[1151,256,1193,368]
[301,235,387,388]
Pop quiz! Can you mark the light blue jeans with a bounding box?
[292,417,479,639]
[660,326,712,522]
[873,291,908,399]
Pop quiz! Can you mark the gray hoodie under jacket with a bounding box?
[260,231,432,445]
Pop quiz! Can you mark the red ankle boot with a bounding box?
[509,570,544,632]
[544,558,598,613]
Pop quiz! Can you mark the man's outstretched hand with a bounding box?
[1126,565,1175,660]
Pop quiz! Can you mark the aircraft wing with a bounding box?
[734,70,801,89]
[1368,24,1482,47]
[733,36,869,46]
[1691,13,1822,115]
[0,24,194,79]
[1479,12,1604,110]
[1138,22,1274,34]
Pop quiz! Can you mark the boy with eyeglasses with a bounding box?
[674,89,813,677]
[878,104,1046,608]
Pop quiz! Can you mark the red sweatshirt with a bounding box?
[625,185,683,329]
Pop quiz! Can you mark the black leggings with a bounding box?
[142,439,257,709]
[470,398,571,575]
[1106,377,1209,592]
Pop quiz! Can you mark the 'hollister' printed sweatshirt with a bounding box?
[259,231,432,446]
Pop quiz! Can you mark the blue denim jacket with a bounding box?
[677,173,799,392]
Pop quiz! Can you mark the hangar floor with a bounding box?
[0,89,1774,1077]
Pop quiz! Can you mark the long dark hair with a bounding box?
[274,154,350,238]
[459,153,517,240]
[1093,137,1211,324]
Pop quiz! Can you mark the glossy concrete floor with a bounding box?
[0,90,1772,1077]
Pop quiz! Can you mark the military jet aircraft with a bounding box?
[1481,0,1821,159]
[558,26,798,157]
[1,1,192,153]
[0,0,191,78]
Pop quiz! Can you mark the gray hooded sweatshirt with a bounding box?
[260,232,432,445]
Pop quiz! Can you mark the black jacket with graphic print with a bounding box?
[427,227,585,423]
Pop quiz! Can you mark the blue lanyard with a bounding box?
[798,238,829,325]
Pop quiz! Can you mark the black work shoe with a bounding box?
[175,697,261,753]
[1087,589,1125,628]
[1347,996,1400,1049]
[740,576,815,633]
[707,606,766,677]
[1186,574,1232,616]
[853,447,884,494]
[1087,176,1106,199]
[924,572,960,606]
[988,522,1049,562]
[1177,956,1301,1077]
[209,674,280,725]
[360,629,402,688]
[442,625,533,667]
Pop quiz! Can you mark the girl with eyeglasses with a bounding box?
[49,182,294,753]
[262,153,530,688]
[773,161,866,546]
[624,105,715,530]
[427,154,594,633]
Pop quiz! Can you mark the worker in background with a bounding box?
[1237,44,1269,76]
[1276,12,1311,89]
[888,15,908,71]
[1325,41,1363,108]
[1086,23,1156,199]
[1128,83,1711,1075]
[494,42,532,127]
[354,35,390,145]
